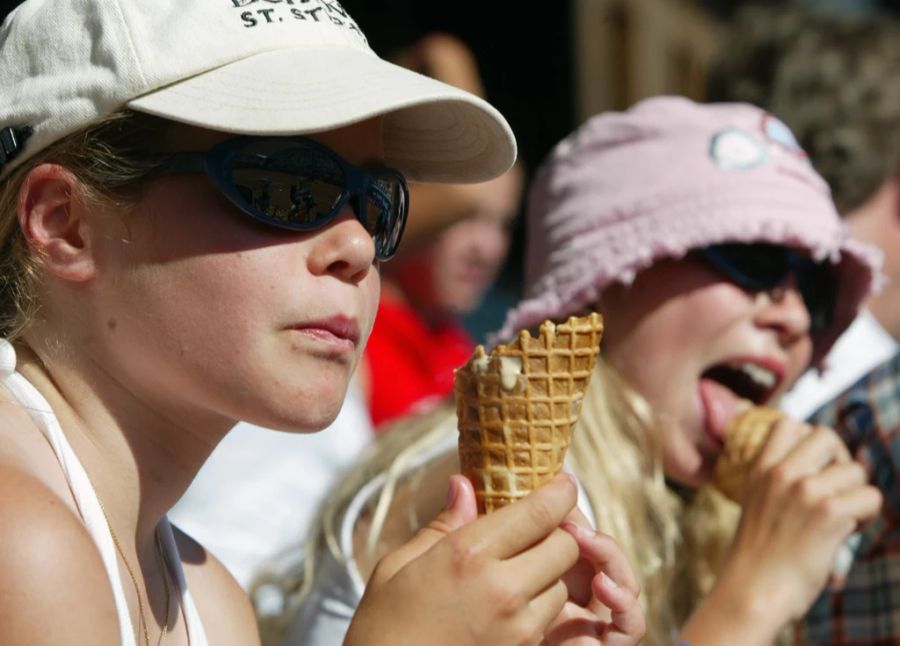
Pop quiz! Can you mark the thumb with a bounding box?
[373,474,478,582]
[433,473,479,530]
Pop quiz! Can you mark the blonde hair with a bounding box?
[252,402,459,644]
[570,360,740,645]
[0,110,172,340]
[252,358,741,646]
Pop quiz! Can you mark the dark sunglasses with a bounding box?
[150,135,409,260]
[694,243,836,331]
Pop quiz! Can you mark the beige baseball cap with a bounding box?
[0,0,517,183]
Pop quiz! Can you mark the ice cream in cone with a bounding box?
[714,403,783,502]
[454,313,604,514]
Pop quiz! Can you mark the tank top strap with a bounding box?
[159,517,209,645]
[0,339,207,645]
[0,340,136,645]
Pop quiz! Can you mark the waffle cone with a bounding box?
[455,313,604,514]
[714,404,783,502]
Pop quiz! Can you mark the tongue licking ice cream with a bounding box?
[714,403,784,502]
[454,313,604,514]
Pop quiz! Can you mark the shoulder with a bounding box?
[174,526,261,646]
[0,395,44,460]
[0,463,120,645]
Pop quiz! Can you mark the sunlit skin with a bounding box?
[35,118,384,439]
[598,255,814,487]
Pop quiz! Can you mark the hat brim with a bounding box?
[494,192,882,367]
[127,46,516,184]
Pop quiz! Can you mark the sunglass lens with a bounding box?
[707,243,836,331]
[213,137,408,260]
[365,173,408,259]
[229,141,346,227]
[798,262,836,331]
[711,243,791,289]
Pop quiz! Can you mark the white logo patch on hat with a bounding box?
[710,128,768,170]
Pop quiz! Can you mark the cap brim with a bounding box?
[127,46,516,184]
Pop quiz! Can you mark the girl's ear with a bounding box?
[18,164,97,282]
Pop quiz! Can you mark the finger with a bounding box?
[831,432,852,463]
[462,472,578,559]
[593,574,647,644]
[527,579,570,639]
[502,528,579,599]
[562,522,641,597]
[826,484,883,526]
[541,603,603,644]
[753,417,810,472]
[375,474,477,581]
[557,490,600,602]
[561,494,591,528]
[808,425,852,464]
[804,461,868,497]
[778,426,852,479]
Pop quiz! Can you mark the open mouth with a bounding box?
[701,361,781,406]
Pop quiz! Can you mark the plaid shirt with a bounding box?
[797,352,900,645]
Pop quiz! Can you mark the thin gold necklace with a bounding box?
[98,500,172,646]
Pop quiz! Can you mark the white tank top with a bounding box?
[0,339,209,646]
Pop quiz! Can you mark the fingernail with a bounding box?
[446,477,459,507]
[601,573,619,589]
[564,471,578,488]
[562,520,583,537]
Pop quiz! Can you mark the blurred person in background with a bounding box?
[359,33,524,430]
[707,3,900,420]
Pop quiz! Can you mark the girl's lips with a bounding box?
[290,316,360,349]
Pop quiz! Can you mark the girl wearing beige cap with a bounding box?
[0,1,644,645]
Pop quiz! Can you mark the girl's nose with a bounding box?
[306,209,376,283]
[754,275,812,347]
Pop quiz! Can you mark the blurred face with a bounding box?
[845,181,900,340]
[390,211,514,317]
[387,168,521,318]
[598,255,814,487]
[80,118,384,434]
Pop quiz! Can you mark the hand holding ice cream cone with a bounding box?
[695,403,883,631]
[350,471,646,645]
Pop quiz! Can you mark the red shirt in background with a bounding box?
[364,292,474,430]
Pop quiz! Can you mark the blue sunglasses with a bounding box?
[151,135,409,260]
[695,243,836,331]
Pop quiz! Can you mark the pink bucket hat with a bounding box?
[495,96,882,365]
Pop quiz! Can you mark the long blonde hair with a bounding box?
[572,360,740,645]
[252,358,741,646]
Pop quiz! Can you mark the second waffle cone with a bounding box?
[714,404,783,503]
[455,313,604,514]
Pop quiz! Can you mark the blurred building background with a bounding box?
[341,0,900,340]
